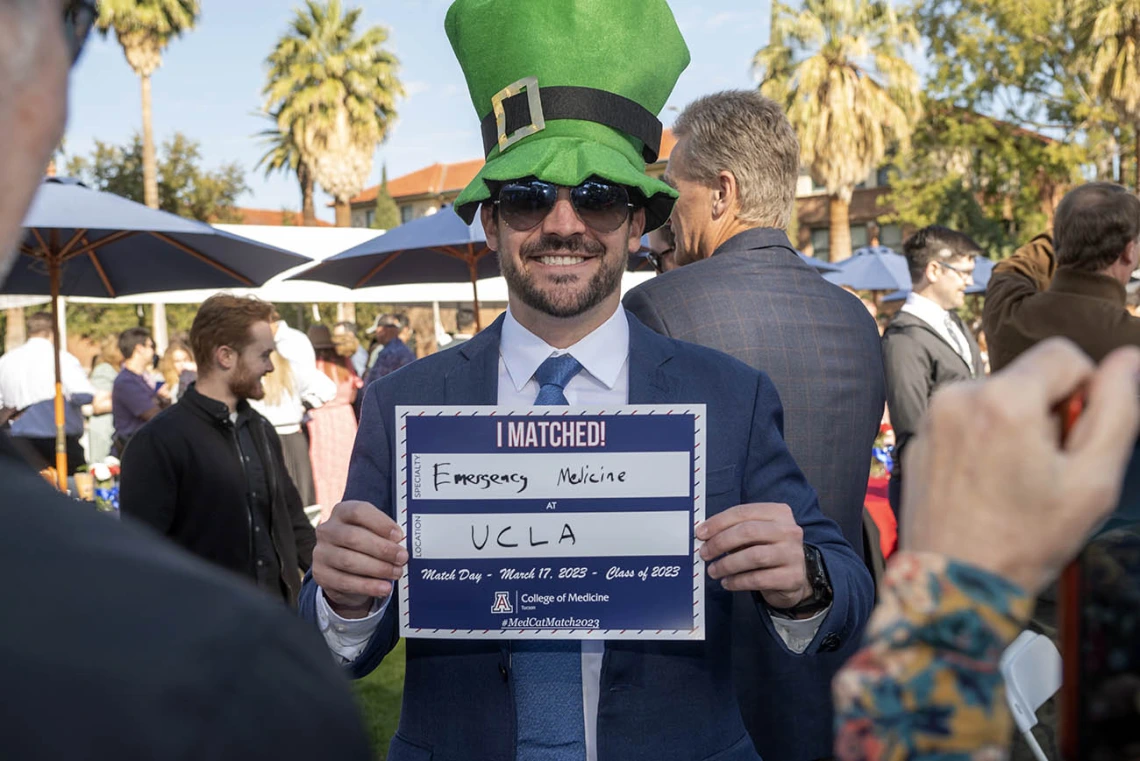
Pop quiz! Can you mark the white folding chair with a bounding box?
[1000,630,1062,761]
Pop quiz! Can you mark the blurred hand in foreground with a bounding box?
[901,338,1140,595]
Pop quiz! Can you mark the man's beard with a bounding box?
[500,233,625,318]
[230,358,265,402]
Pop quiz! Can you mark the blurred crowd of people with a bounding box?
[0,307,421,519]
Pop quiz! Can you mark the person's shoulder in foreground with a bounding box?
[0,436,370,760]
[834,339,1140,761]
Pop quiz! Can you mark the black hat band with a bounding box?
[480,83,664,164]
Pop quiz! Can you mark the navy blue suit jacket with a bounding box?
[299,312,873,761]
[624,229,885,761]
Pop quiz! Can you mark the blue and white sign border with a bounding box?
[395,404,707,640]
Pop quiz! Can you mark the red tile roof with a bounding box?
[657,129,677,163]
[227,207,333,227]
[349,130,678,207]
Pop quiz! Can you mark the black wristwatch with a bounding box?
[766,545,833,617]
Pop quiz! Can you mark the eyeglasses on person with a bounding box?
[493,178,637,234]
[938,259,975,282]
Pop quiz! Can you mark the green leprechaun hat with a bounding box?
[445,0,690,231]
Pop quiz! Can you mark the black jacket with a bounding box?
[882,310,982,473]
[0,433,370,760]
[120,384,316,605]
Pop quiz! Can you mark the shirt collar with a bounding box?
[184,383,252,425]
[715,227,799,256]
[21,337,52,350]
[902,291,952,324]
[500,306,629,393]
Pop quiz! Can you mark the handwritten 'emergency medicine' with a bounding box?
[431,462,628,494]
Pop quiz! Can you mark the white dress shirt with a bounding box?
[316,305,825,760]
[0,337,95,411]
[900,292,975,373]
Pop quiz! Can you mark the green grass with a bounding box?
[351,639,406,760]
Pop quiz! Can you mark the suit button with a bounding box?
[820,633,842,652]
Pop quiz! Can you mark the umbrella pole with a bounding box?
[468,258,482,332]
[49,257,67,492]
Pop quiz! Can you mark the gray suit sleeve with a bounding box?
[882,330,933,457]
[622,287,672,336]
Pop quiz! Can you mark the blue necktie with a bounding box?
[532,354,583,405]
[514,354,586,761]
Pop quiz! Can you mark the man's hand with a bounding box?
[696,502,810,609]
[312,500,407,619]
[902,338,1140,596]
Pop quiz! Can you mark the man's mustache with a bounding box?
[520,235,605,258]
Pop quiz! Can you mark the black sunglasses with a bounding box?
[64,0,98,65]
[494,179,636,234]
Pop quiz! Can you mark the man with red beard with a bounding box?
[121,294,316,607]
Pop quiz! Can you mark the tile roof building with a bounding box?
[346,128,899,259]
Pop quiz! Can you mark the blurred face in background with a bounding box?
[332,324,360,356]
[68,334,99,370]
[924,255,975,311]
[98,336,124,370]
[378,323,401,345]
[170,348,194,375]
[134,338,157,368]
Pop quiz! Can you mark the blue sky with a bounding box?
[65,1,772,223]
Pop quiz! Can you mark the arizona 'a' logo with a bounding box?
[491,591,513,614]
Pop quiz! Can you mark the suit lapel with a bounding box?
[444,314,503,405]
[627,311,677,404]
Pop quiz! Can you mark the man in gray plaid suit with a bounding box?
[623,90,885,761]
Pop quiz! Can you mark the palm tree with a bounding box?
[263,0,403,227]
[96,0,200,211]
[756,0,920,261]
[256,114,318,226]
[1070,0,1140,189]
